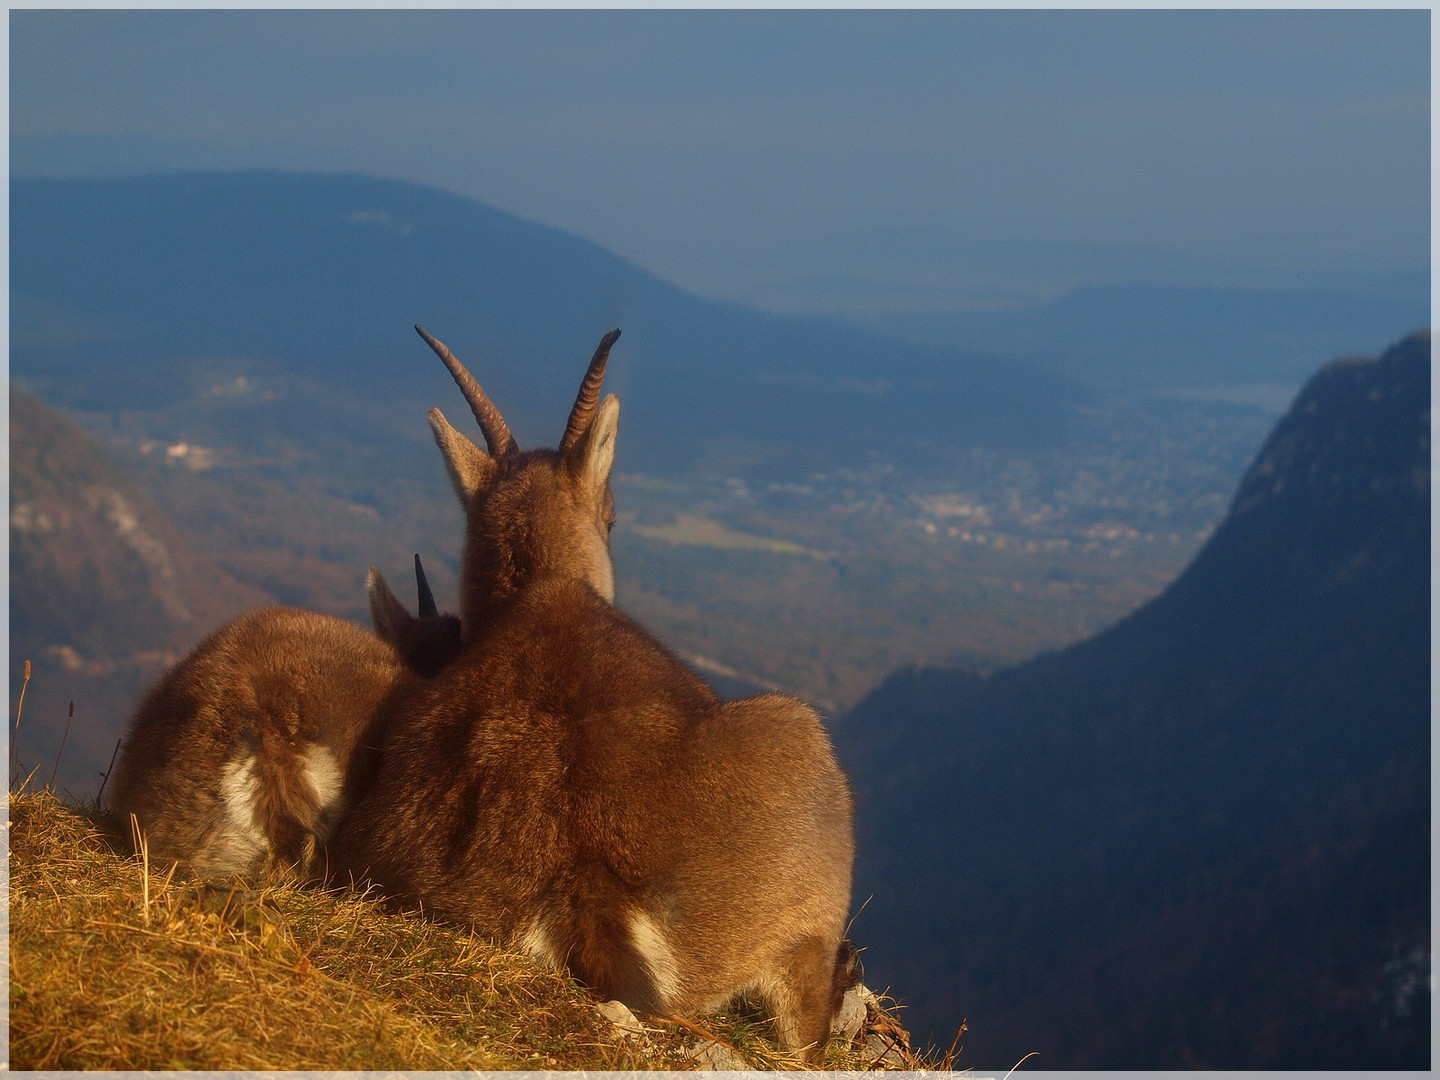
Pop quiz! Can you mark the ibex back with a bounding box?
[110,559,460,879]
[326,328,855,1060]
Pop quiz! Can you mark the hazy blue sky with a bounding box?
[10,8,1430,314]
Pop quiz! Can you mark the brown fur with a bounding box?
[367,562,462,677]
[109,567,462,881]
[326,329,855,1060]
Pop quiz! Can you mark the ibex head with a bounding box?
[367,553,462,678]
[417,325,621,638]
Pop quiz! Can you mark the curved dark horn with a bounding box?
[414,553,438,619]
[558,328,621,453]
[415,325,518,457]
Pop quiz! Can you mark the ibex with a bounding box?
[109,558,461,879]
[325,327,856,1060]
[369,554,463,677]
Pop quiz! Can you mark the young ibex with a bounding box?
[109,559,461,879]
[325,327,856,1060]
[368,553,463,678]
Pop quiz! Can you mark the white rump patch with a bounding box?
[629,909,681,1007]
[218,753,268,866]
[301,743,345,818]
[521,917,561,969]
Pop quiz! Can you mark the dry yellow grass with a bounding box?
[9,789,931,1071]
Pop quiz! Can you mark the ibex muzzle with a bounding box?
[110,558,461,879]
[326,328,856,1060]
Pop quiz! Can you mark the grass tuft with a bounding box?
[10,789,931,1070]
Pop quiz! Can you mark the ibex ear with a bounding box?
[428,407,496,505]
[566,394,619,497]
[367,567,413,646]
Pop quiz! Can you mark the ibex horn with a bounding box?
[414,553,438,619]
[415,325,518,457]
[559,327,622,454]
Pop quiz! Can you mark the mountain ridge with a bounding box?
[850,282,1428,390]
[11,170,1084,478]
[836,331,1430,1068]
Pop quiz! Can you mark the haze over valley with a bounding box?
[8,171,1336,738]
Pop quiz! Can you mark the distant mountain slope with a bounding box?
[10,390,275,794]
[11,171,1083,478]
[837,332,1429,1069]
[857,282,1429,390]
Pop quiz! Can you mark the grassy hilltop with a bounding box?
[8,788,930,1071]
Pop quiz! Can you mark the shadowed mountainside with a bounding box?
[9,389,276,793]
[836,331,1430,1069]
